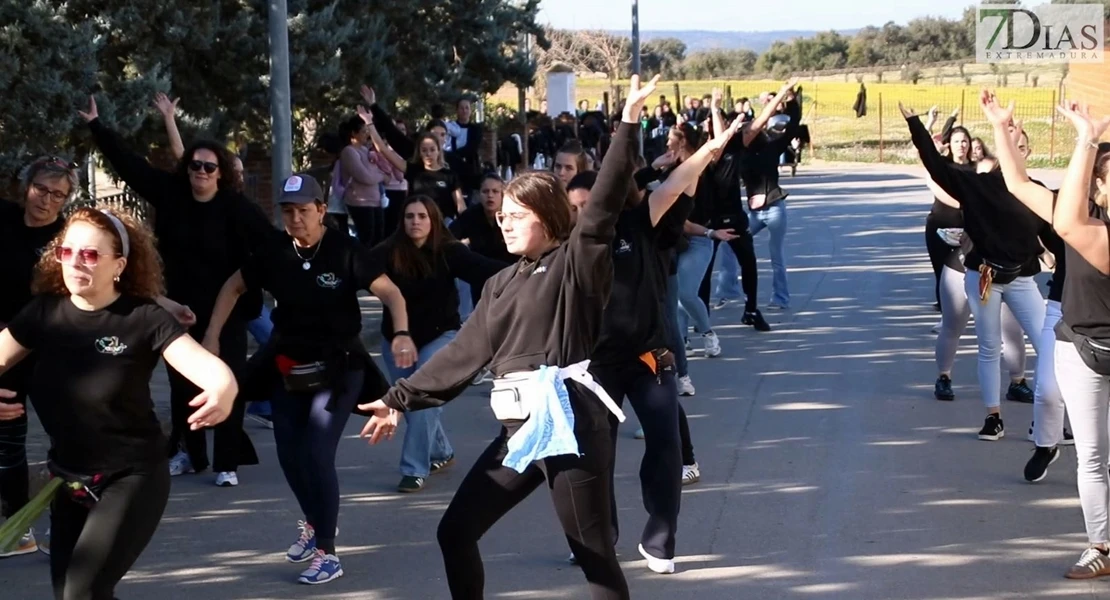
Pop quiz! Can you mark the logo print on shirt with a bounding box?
[532,265,547,275]
[95,336,127,356]
[615,239,632,255]
[436,181,447,188]
[316,273,341,289]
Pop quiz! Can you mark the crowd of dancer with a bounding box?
[906,90,1110,579]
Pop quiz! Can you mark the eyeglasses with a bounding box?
[494,211,532,227]
[55,246,114,267]
[31,183,69,203]
[188,160,219,174]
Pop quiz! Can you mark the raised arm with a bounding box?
[362,85,415,158]
[80,96,176,205]
[358,105,407,172]
[1053,102,1110,274]
[444,241,511,286]
[570,75,660,263]
[980,91,1054,223]
[154,93,185,160]
[649,116,743,226]
[902,103,959,198]
[743,78,799,147]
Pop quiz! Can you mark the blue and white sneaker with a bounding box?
[298,550,343,585]
[286,521,316,563]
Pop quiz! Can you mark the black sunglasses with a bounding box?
[188,160,219,174]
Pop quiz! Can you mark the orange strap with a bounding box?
[978,264,994,305]
[639,351,657,374]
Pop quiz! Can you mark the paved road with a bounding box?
[4,164,1105,599]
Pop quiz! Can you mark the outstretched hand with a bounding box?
[980,89,1016,127]
[153,93,180,119]
[705,113,745,153]
[1057,100,1110,143]
[897,102,916,119]
[357,104,374,125]
[360,85,376,106]
[77,96,98,122]
[358,400,399,445]
[622,74,662,124]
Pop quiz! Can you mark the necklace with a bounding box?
[292,235,324,270]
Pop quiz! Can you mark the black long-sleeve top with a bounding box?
[369,104,415,159]
[738,99,802,210]
[367,239,509,348]
[87,119,273,323]
[906,116,1043,275]
[381,122,638,413]
[449,208,515,305]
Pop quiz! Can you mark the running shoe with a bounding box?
[934,375,954,401]
[215,472,238,487]
[978,414,1005,441]
[702,332,722,357]
[1006,379,1034,404]
[287,521,317,563]
[682,463,700,486]
[1066,547,1110,579]
[1024,446,1059,483]
[397,476,425,493]
[0,529,37,558]
[677,376,695,397]
[168,451,194,477]
[298,550,343,585]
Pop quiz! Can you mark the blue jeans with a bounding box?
[749,202,789,307]
[963,272,1046,409]
[246,305,274,417]
[381,331,456,478]
[677,236,714,335]
[457,280,473,322]
[664,273,688,377]
[713,242,742,300]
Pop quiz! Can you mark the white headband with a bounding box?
[101,210,130,258]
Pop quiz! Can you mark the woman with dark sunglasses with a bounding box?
[80,95,273,487]
[0,156,78,558]
[0,206,237,599]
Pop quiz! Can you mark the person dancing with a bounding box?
[357,74,661,600]
[81,96,270,486]
[0,207,236,599]
[0,157,76,557]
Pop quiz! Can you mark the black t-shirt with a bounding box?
[407,165,462,219]
[368,239,508,348]
[448,207,515,264]
[925,199,963,230]
[240,228,378,359]
[1060,201,1110,340]
[704,136,747,226]
[593,199,688,366]
[8,295,184,473]
[0,202,64,323]
[1041,222,1067,303]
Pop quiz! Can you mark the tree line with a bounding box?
[1,0,544,180]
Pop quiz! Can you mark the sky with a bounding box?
[536,0,976,32]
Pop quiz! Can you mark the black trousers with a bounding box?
[0,360,34,518]
[924,223,953,306]
[704,236,760,313]
[51,463,170,600]
[166,319,257,473]
[594,360,682,560]
[347,205,386,248]
[678,403,696,466]
[437,419,629,599]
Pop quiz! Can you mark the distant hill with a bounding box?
[630,29,861,53]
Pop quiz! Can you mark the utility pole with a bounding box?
[631,0,643,156]
[268,0,293,222]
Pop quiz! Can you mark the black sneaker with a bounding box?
[742,310,771,332]
[1024,446,1060,482]
[978,414,1005,441]
[934,375,955,401]
[1006,379,1034,403]
[430,455,455,474]
[397,476,425,493]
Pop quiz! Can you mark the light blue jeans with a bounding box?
[247,305,274,417]
[963,272,1046,409]
[381,330,456,478]
[750,202,789,307]
[713,242,742,300]
[677,236,714,335]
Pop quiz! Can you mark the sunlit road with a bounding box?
[5,163,1103,599]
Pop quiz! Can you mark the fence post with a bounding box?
[673,83,681,107]
[960,89,966,126]
[1049,89,1057,161]
[878,92,884,163]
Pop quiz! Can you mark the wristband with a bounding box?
[704,229,715,239]
[394,330,412,338]
[1078,136,1099,149]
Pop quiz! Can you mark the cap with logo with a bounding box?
[278,174,324,205]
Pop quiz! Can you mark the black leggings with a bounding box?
[0,362,33,518]
[437,422,629,599]
[678,404,695,466]
[347,205,386,248]
[924,223,953,306]
[596,361,682,560]
[704,237,760,312]
[166,320,256,473]
[51,464,170,600]
[270,369,363,555]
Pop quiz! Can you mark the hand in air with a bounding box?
[622,74,662,124]
[897,102,917,120]
[153,93,180,119]
[357,105,374,125]
[77,96,99,122]
[979,89,1016,128]
[1057,100,1110,143]
[357,400,399,445]
[360,85,377,106]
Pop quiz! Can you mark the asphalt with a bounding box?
[4,163,1108,599]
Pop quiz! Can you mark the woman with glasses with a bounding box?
[0,206,236,599]
[80,95,274,487]
[0,156,78,558]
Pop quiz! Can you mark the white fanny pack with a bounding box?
[489,361,626,423]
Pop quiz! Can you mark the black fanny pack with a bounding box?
[1057,321,1110,376]
[712,213,748,231]
[47,460,132,509]
[280,359,333,393]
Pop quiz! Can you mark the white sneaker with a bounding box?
[168,451,194,476]
[215,471,239,487]
[638,543,675,574]
[567,552,578,564]
[678,376,695,396]
[0,529,37,558]
[682,463,700,486]
[702,332,721,358]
